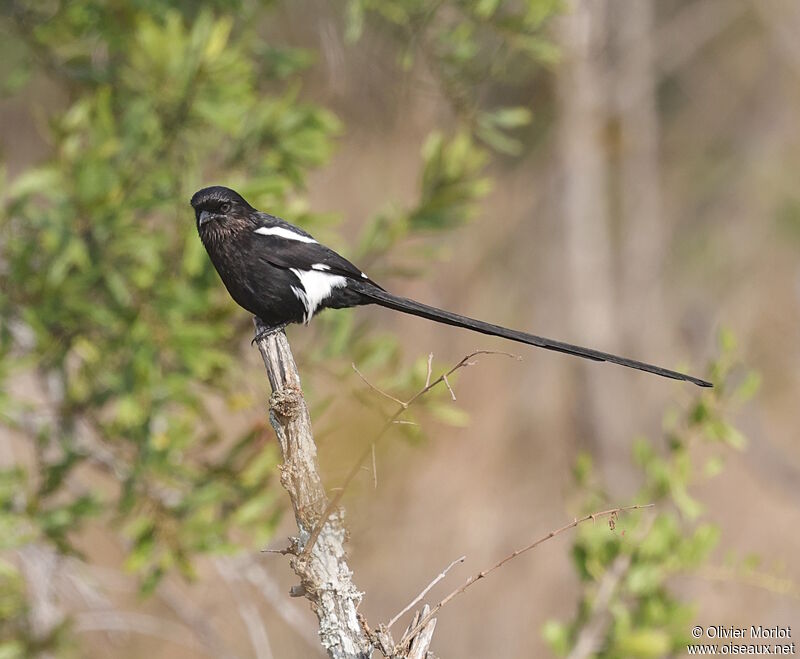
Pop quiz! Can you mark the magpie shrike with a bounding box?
[191,185,711,387]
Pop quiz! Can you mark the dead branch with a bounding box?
[396,504,654,651]
[405,605,436,659]
[387,556,466,630]
[251,326,644,658]
[252,319,371,659]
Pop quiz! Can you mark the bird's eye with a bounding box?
[220,202,231,213]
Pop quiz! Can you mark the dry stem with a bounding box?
[397,503,654,650]
[300,350,520,562]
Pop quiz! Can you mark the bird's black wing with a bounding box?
[251,220,383,288]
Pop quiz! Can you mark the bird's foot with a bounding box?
[252,322,288,346]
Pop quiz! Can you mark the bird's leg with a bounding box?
[251,321,289,345]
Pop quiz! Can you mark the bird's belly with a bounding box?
[212,253,306,326]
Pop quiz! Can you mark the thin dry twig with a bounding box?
[425,353,434,388]
[352,364,407,408]
[441,373,456,401]
[260,547,294,556]
[397,504,654,650]
[371,443,378,490]
[695,565,800,601]
[387,555,466,630]
[300,350,520,562]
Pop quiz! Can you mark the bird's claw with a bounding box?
[251,322,288,346]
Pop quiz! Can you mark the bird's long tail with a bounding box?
[354,284,711,388]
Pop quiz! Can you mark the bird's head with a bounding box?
[191,186,254,239]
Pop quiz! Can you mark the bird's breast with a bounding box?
[203,235,306,325]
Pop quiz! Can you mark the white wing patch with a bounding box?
[290,269,347,323]
[311,263,330,271]
[254,226,317,244]
[290,285,309,317]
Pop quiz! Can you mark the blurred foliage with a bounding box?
[346,0,560,153]
[0,557,74,659]
[1,3,328,596]
[0,0,560,655]
[776,197,800,246]
[543,333,764,658]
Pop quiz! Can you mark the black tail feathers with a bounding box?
[354,284,712,388]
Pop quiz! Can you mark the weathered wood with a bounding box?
[406,605,436,659]
[253,318,371,659]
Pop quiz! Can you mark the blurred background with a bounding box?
[1,0,799,657]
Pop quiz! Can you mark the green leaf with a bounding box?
[487,106,532,128]
[703,456,724,478]
[573,451,593,485]
[7,167,62,199]
[616,628,672,657]
[0,641,25,659]
[542,619,570,655]
[626,564,665,596]
[734,371,761,402]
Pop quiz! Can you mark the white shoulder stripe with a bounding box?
[254,226,317,244]
[312,263,330,271]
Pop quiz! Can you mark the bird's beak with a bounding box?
[198,210,212,227]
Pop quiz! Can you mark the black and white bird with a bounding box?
[191,185,711,387]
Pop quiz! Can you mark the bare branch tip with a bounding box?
[425,353,434,388]
[442,373,457,401]
[260,545,296,556]
[386,553,468,631]
[371,443,378,490]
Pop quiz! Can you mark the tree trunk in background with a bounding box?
[557,0,628,489]
[615,0,670,361]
